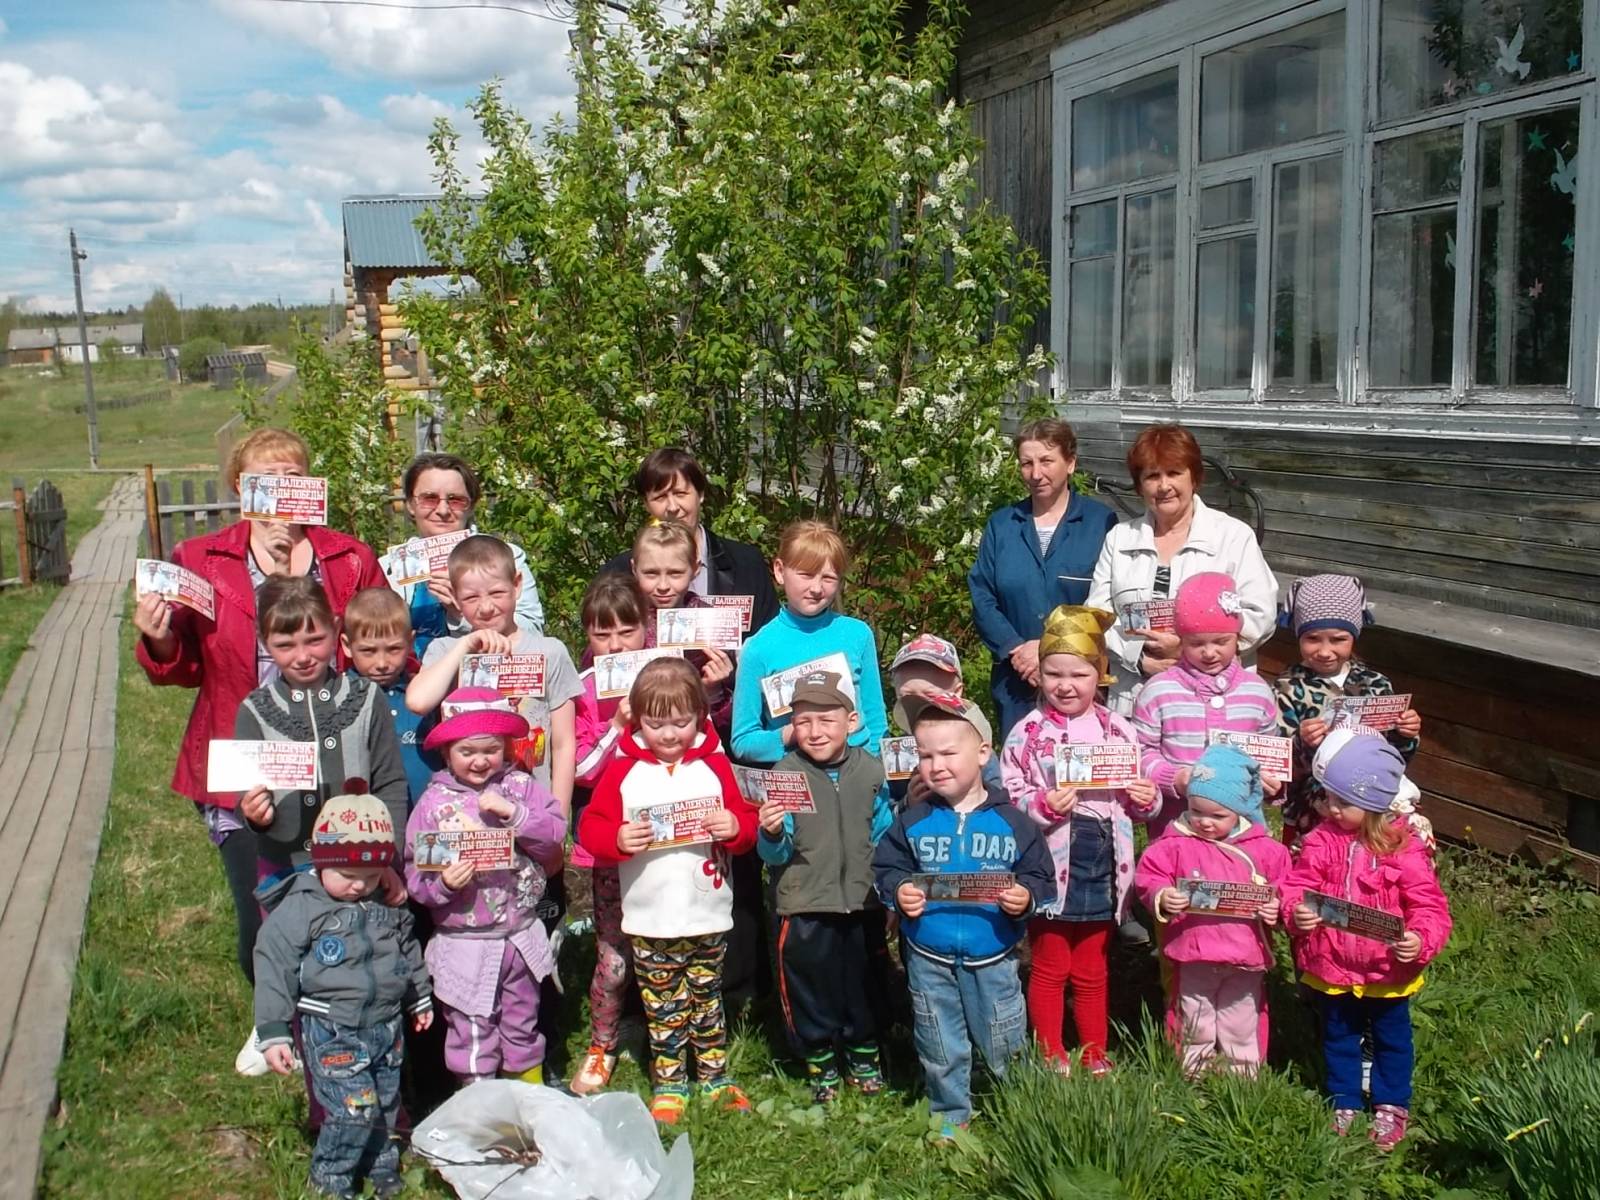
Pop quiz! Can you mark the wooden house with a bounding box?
[341,195,455,395]
[941,0,1600,877]
[205,350,268,389]
[4,329,57,367]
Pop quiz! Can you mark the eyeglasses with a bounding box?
[413,492,472,511]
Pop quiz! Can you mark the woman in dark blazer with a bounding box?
[968,418,1119,740]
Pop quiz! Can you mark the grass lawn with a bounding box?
[0,359,242,473]
[39,627,1600,1197]
[0,471,122,690]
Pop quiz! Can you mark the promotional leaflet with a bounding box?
[206,739,319,791]
[238,473,329,525]
[1053,742,1141,790]
[411,828,515,872]
[1207,730,1294,780]
[759,652,854,718]
[1304,889,1406,943]
[1324,694,1412,734]
[655,606,744,652]
[459,654,547,698]
[134,558,215,621]
[912,872,1017,905]
[732,767,815,814]
[880,736,921,781]
[641,796,723,850]
[593,647,685,700]
[1176,878,1276,919]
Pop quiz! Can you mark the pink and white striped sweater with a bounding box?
[1132,658,1277,835]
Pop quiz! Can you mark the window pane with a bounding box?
[1069,261,1115,389]
[1122,189,1176,389]
[1073,69,1179,190]
[1474,109,1578,386]
[1195,237,1257,389]
[1070,199,1118,258]
[1375,126,1462,209]
[1272,155,1342,387]
[1380,0,1585,120]
[1200,179,1253,229]
[1201,13,1345,161]
[1370,209,1457,385]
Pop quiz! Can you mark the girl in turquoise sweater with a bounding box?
[730,521,887,765]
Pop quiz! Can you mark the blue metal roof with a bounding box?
[342,196,455,270]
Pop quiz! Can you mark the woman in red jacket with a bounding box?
[133,427,385,1071]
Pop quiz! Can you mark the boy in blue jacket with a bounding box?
[872,690,1055,1137]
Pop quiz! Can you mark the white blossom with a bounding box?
[954,278,977,291]
[696,252,725,280]
[635,392,658,410]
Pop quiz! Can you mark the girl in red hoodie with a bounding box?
[577,658,758,1125]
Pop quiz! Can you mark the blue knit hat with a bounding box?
[1284,574,1372,639]
[1312,729,1406,813]
[1187,743,1264,826]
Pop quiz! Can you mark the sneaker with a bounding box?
[569,1046,617,1096]
[702,1082,751,1113]
[1083,1051,1114,1078]
[1370,1104,1408,1151]
[811,1077,839,1104]
[369,1173,404,1198]
[936,1118,968,1143]
[234,1029,271,1078]
[808,1049,843,1103]
[650,1091,688,1125]
[1331,1107,1359,1136]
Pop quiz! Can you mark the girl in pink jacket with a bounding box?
[1282,733,1451,1152]
[1132,572,1283,835]
[1135,743,1290,1077]
[1000,606,1157,1074]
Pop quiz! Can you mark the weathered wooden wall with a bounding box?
[1073,421,1600,629]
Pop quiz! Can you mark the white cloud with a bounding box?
[382,92,455,134]
[0,17,8,40]
[0,61,187,181]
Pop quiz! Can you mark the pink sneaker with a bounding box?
[1331,1108,1359,1136]
[1370,1104,1408,1151]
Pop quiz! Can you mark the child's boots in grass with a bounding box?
[569,1045,617,1095]
[844,1044,884,1095]
[1370,1103,1409,1151]
[807,1050,842,1103]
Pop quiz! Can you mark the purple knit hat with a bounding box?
[1312,731,1405,813]
[1287,574,1371,639]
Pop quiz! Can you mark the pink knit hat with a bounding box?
[1174,571,1245,636]
[422,687,529,753]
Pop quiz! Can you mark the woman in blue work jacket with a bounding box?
[968,418,1118,740]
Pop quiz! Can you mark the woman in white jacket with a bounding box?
[1087,424,1277,717]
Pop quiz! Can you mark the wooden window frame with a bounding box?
[1051,0,1600,428]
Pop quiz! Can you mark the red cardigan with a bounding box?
[136,520,385,807]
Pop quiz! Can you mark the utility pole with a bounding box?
[69,229,101,469]
[179,290,185,341]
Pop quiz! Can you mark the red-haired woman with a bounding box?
[1086,423,1276,716]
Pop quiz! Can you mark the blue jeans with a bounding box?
[1319,992,1413,1109]
[904,949,1027,1123]
[302,1014,404,1196]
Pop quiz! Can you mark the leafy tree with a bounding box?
[401,0,1049,642]
[0,297,19,361]
[178,336,223,383]
[98,338,123,377]
[142,287,181,348]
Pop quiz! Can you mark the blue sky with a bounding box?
[0,0,582,311]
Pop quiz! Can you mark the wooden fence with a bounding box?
[140,466,238,561]
[0,479,70,588]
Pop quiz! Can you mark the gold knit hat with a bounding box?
[1038,605,1117,686]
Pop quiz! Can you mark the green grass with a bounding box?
[0,471,121,690]
[40,626,1600,1198]
[0,359,242,473]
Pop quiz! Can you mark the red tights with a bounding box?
[1026,918,1112,1065]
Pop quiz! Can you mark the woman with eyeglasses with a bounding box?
[380,452,546,655]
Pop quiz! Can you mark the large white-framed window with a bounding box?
[1050,0,1599,410]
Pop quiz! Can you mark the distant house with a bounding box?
[35,322,148,365]
[206,350,268,389]
[4,329,57,367]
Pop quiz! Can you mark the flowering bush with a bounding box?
[402,0,1050,640]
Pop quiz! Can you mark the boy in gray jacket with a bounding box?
[254,789,433,1199]
[755,670,894,1103]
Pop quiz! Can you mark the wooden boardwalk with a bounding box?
[0,475,143,1198]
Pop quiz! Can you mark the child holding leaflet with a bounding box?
[873,691,1055,1137]
[577,659,759,1124]
[731,520,887,766]
[999,606,1158,1074]
[1135,743,1291,1077]
[1273,575,1423,847]
[236,577,409,883]
[758,669,894,1102]
[569,573,651,1094]
[253,789,433,1199]
[1132,572,1281,835]
[630,520,736,737]
[404,688,566,1084]
[1282,733,1452,1150]
[886,633,1002,801]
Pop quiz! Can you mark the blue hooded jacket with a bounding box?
[873,782,1056,966]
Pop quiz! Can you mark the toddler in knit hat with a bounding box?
[253,786,433,1198]
[1271,574,1422,850]
[1131,573,1282,835]
[1135,743,1291,1078]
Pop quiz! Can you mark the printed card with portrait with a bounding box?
[1052,742,1140,790]
[655,607,744,652]
[410,828,515,872]
[880,736,921,781]
[641,796,723,850]
[207,739,319,791]
[733,767,815,814]
[1207,730,1294,780]
[239,473,329,525]
[134,558,215,621]
[1304,890,1405,943]
[459,653,547,698]
[1176,878,1275,919]
[593,647,685,700]
[760,652,853,718]
[912,872,1016,905]
[1324,694,1411,734]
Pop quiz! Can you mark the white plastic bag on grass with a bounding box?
[412,1080,694,1200]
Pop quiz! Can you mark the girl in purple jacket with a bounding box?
[1135,743,1290,1078]
[404,688,567,1084]
[1282,732,1452,1152]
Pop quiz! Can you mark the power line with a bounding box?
[246,0,580,22]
